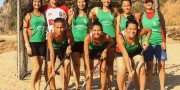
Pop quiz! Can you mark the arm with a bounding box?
[68,8,74,26]
[116,33,132,74]
[115,14,121,36]
[139,28,152,50]
[66,30,75,55]
[101,34,114,59]
[89,7,98,23]
[47,33,55,72]
[84,35,91,72]
[23,13,32,55]
[159,11,166,50]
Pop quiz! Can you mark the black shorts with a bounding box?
[29,42,46,57]
[46,48,70,61]
[71,42,84,53]
[115,47,142,59]
[89,49,104,60]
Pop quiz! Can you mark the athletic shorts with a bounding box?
[143,45,167,62]
[29,42,46,57]
[89,49,104,60]
[46,48,70,61]
[72,42,84,53]
[115,47,142,59]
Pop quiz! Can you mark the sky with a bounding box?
[0,0,4,7]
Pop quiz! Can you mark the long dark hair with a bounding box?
[99,0,114,14]
[91,18,103,31]
[73,0,88,21]
[20,0,43,31]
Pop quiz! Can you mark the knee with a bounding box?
[33,66,41,73]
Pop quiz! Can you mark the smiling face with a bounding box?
[91,25,103,39]
[143,1,153,10]
[101,0,111,7]
[121,0,131,14]
[77,0,86,10]
[53,22,65,36]
[33,0,41,9]
[126,23,137,38]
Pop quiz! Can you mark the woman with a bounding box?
[68,0,89,89]
[115,15,151,90]
[89,0,118,88]
[22,0,45,90]
[141,0,167,90]
[47,18,74,90]
[84,19,114,90]
[116,0,140,34]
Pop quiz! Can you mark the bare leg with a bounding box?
[30,56,40,90]
[158,61,165,90]
[47,61,56,90]
[115,56,126,90]
[146,61,154,90]
[86,60,93,90]
[107,48,114,89]
[100,59,107,90]
[63,59,71,90]
[36,56,44,90]
[71,52,81,89]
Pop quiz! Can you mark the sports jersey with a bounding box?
[88,32,107,50]
[72,15,89,42]
[97,8,115,38]
[29,13,46,42]
[41,4,68,32]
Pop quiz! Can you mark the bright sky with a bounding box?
[0,0,4,7]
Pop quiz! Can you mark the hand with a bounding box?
[68,8,74,20]
[100,50,107,60]
[26,45,32,56]
[87,70,91,79]
[143,41,149,50]
[161,42,166,50]
[134,13,140,22]
[66,46,72,55]
[27,27,33,37]
[128,71,134,81]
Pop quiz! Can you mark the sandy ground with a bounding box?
[0,35,180,90]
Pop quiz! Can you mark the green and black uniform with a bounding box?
[88,32,107,59]
[47,31,69,61]
[116,32,142,58]
[71,15,89,53]
[29,13,46,56]
[97,8,116,47]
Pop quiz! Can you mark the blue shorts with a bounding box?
[143,45,167,62]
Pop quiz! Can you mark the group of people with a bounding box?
[22,0,167,90]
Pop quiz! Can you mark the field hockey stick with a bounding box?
[44,54,69,90]
[81,59,102,89]
[125,50,144,90]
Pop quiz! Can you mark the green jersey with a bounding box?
[119,15,128,32]
[88,32,107,50]
[142,10,162,46]
[29,13,46,42]
[52,31,68,50]
[97,8,115,38]
[72,15,89,42]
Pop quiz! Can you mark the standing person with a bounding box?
[40,0,69,89]
[84,19,114,90]
[47,18,74,90]
[22,0,46,90]
[141,0,167,90]
[115,15,151,90]
[68,0,89,89]
[116,0,141,34]
[89,0,118,88]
